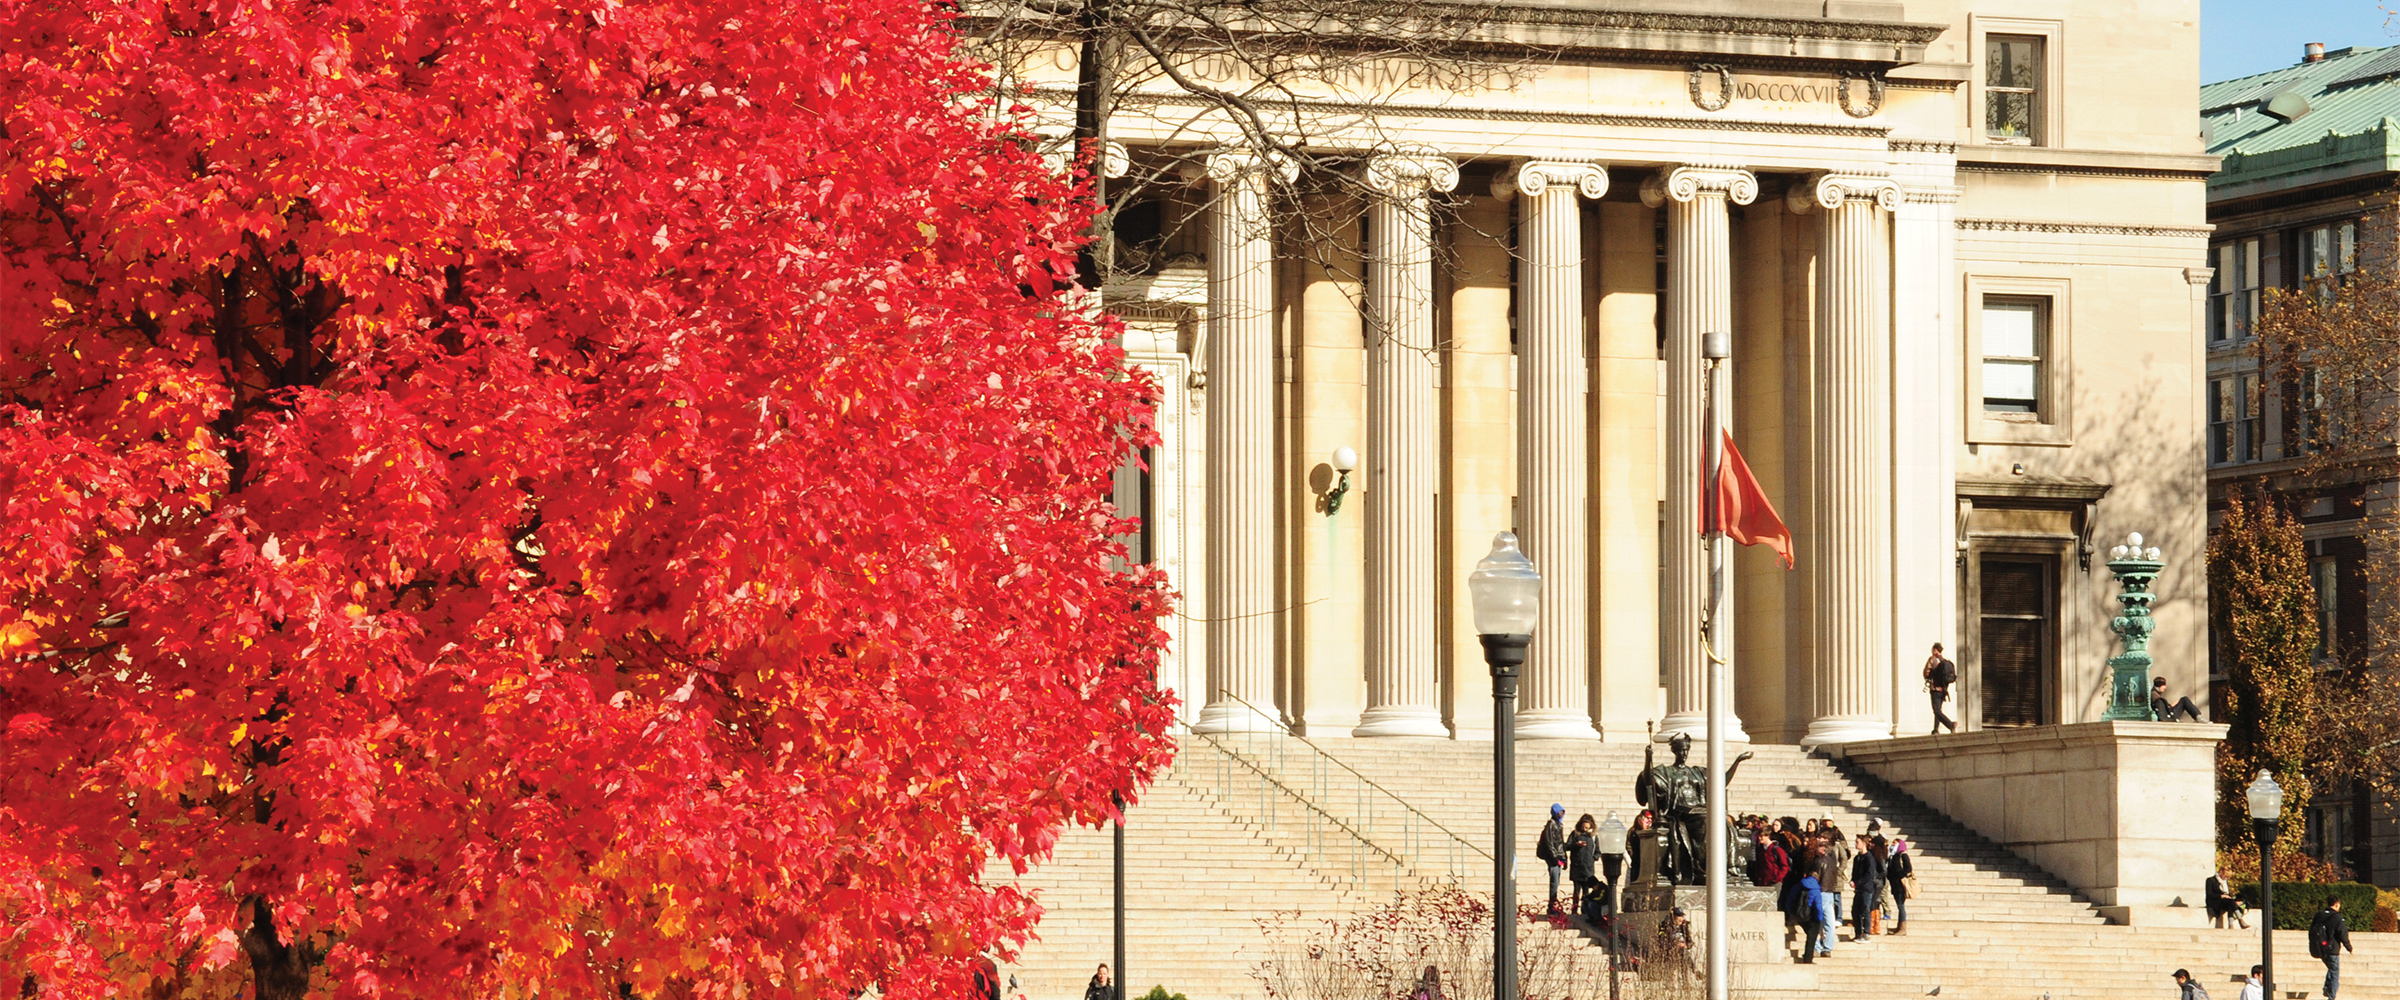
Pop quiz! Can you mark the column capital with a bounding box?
[1786,171,1904,214]
[1492,159,1608,201]
[1195,148,1298,186]
[1362,151,1460,198]
[1639,163,1757,207]
[1037,137,1128,179]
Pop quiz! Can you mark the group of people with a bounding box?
[1767,815,1913,961]
[1536,805,1631,918]
[2169,896,2354,1000]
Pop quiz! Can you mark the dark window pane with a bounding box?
[1980,559,2050,729]
[1986,91,2033,138]
[1988,38,2039,88]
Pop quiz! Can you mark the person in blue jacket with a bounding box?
[1781,871,1832,962]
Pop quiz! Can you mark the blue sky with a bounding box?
[2204,0,2396,82]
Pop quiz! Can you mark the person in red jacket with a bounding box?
[1751,826,1790,886]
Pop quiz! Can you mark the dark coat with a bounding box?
[1568,829,1600,883]
[1537,817,1566,867]
[1085,979,1111,1000]
[2311,907,2353,958]
[1850,849,1884,892]
[1887,850,1914,899]
[2205,875,2239,918]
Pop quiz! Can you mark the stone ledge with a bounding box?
[1824,722,2226,920]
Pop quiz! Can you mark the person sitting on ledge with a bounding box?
[2152,676,2206,722]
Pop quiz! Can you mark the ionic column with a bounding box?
[1642,164,1756,744]
[1195,150,1295,734]
[1497,160,1609,740]
[1355,154,1458,738]
[1790,172,1902,746]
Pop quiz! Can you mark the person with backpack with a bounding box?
[1923,643,1959,734]
[2171,968,2211,1000]
[2311,896,2355,999]
[1537,804,1568,914]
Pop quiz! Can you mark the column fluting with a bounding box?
[1498,160,1608,740]
[1195,150,1295,734]
[1642,164,1756,744]
[1355,154,1458,737]
[1792,172,1902,746]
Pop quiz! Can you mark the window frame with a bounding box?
[1971,17,2065,148]
[1965,272,2074,446]
[2208,238,2261,344]
[2311,555,2340,662]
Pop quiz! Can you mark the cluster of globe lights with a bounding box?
[2107,531,2162,562]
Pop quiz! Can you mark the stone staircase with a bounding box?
[993,735,2400,1000]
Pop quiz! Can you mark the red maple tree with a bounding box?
[0,1,1174,997]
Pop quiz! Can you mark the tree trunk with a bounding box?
[240,897,315,1000]
[1072,0,1118,291]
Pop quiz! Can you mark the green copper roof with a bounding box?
[2203,44,2400,198]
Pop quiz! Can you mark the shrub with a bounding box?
[2373,906,2397,934]
[1139,988,1188,1000]
[2235,882,2380,929]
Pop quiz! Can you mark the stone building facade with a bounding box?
[2203,42,2400,885]
[1018,0,2214,748]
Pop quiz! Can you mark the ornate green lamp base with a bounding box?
[2102,535,2164,721]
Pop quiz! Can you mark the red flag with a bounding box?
[1705,429,1794,569]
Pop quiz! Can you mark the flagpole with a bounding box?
[1700,329,1730,1000]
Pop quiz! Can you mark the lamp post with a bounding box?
[1597,812,1627,1000]
[2249,770,2284,1000]
[1470,532,1540,1000]
[2102,532,2164,720]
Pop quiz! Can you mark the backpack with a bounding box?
[1928,656,1958,687]
[2310,911,2334,958]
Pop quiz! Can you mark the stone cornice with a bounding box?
[1956,144,2220,180]
[1957,474,2113,504]
[1640,163,1759,206]
[1492,159,1609,201]
[1956,218,2214,239]
[1362,152,1462,197]
[1042,87,1895,139]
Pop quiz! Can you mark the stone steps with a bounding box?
[994,735,2397,1000]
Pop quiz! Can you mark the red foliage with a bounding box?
[0,1,1173,997]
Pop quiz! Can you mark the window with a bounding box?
[2208,375,2261,465]
[2312,556,2339,660]
[1981,297,2046,413]
[2299,221,2359,280]
[1985,35,2043,143]
[2208,239,2261,343]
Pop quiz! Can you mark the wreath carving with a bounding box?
[1687,64,1732,112]
[1838,72,1887,118]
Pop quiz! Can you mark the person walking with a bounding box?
[1083,965,1112,1000]
[1849,833,1885,940]
[2171,968,2212,1000]
[1537,804,1568,914]
[1784,870,1831,962]
[1922,643,1959,734]
[2311,896,2354,999]
[1568,813,1600,916]
[1886,838,1914,934]
[2238,965,2264,1000]
[2206,868,2249,929]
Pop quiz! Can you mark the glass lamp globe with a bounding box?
[1468,531,1541,636]
[2246,769,2283,822]
[2126,531,2144,549]
[1597,811,1628,855]
[2145,546,2161,561]
[2110,544,2129,560]
[1331,446,1358,474]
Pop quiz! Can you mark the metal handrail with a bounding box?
[1175,722,1413,870]
[1208,688,1492,863]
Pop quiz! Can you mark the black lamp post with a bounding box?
[1470,532,1541,1000]
[2248,770,2283,1000]
[1597,811,1627,1000]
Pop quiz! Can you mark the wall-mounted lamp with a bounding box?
[1326,446,1358,516]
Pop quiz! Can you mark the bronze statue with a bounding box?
[1634,732,1753,886]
